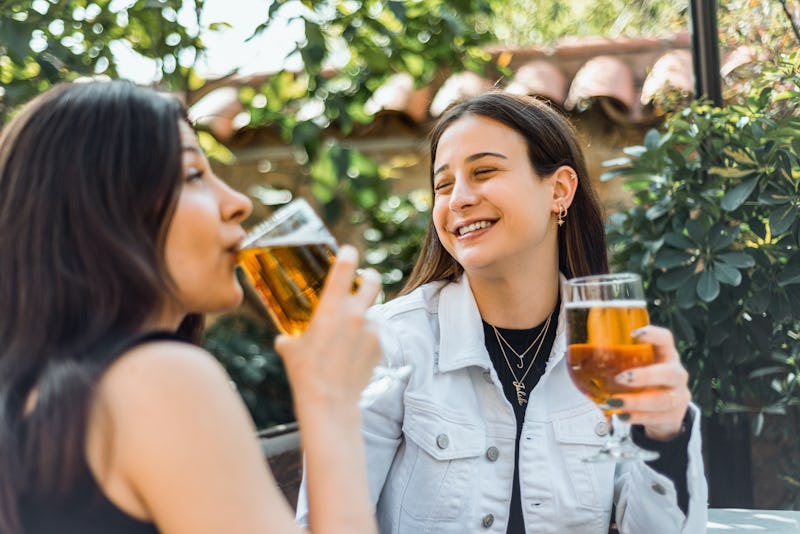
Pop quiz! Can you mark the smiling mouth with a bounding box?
[457,220,493,236]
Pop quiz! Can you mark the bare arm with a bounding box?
[88,245,380,534]
[275,245,381,534]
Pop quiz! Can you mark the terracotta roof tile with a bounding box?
[190,33,754,144]
[506,60,569,107]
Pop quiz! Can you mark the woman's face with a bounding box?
[162,121,252,323]
[431,114,559,277]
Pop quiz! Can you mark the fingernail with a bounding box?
[631,327,648,338]
[606,398,624,408]
[617,413,631,421]
[337,245,357,263]
[615,371,635,384]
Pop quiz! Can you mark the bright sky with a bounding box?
[115,0,306,84]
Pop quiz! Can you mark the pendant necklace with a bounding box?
[492,314,552,407]
[492,313,552,368]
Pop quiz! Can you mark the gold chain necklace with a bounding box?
[492,315,552,406]
[492,312,552,369]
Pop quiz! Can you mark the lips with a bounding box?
[457,220,494,236]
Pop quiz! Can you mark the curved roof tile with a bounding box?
[565,55,635,113]
[641,49,694,105]
[505,60,569,106]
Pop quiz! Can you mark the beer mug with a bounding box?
[238,198,411,405]
[238,198,344,336]
[565,273,659,462]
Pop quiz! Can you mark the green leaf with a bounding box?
[601,157,633,167]
[769,204,797,236]
[723,148,756,165]
[662,231,696,250]
[653,249,693,269]
[709,225,739,252]
[675,276,698,309]
[721,176,759,211]
[717,252,755,268]
[713,261,741,286]
[709,166,755,179]
[657,264,697,291]
[644,129,661,150]
[696,269,720,302]
[646,202,670,220]
[748,366,788,379]
[777,264,800,287]
[686,219,706,244]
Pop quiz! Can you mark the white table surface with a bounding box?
[708,509,800,532]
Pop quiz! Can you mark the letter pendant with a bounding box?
[512,380,527,406]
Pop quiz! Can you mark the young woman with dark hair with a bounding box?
[0,80,381,534]
[297,92,708,533]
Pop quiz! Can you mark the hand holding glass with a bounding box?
[565,273,659,462]
[237,198,410,406]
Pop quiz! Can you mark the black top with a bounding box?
[19,331,185,534]
[483,306,690,534]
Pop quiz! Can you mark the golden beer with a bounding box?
[566,302,654,410]
[238,241,336,336]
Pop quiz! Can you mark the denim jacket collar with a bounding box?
[436,273,568,375]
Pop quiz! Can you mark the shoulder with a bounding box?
[99,339,232,407]
[94,338,255,461]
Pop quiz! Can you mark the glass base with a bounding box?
[583,433,660,463]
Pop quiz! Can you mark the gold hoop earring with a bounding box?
[556,205,568,227]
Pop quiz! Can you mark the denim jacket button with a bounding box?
[482,513,495,528]
[436,433,450,449]
[595,421,609,436]
[486,446,499,462]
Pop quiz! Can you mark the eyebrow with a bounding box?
[433,151,508,177]
[181,145,203,154]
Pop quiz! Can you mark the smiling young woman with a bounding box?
[297,92,709,534]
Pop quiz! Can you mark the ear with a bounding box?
[550,165,578,213]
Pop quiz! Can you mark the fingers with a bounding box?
[631,325,679,364]
[317,245,381,314]
[352,268,382,308]
[608,324,691,440]
[317,245,360,304]
[615,361,689,389]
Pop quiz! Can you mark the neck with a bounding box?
[468,263,560,329]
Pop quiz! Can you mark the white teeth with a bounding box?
[458,220,492,236]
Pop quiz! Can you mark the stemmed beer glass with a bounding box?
[237,198,411,407]
[564,273,659,462]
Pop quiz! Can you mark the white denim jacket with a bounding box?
[296,275,708,533]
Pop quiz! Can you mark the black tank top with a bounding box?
[19,331,186,534]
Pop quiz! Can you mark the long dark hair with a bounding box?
[0,81,197,532]
[402,92,608,294]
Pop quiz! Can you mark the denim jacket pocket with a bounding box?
[551,407,616,512]
[399,395,484,522]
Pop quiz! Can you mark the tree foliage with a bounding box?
[0,0,205,123]
[603,53,800,425]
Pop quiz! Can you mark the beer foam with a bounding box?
[564,299,646,309]
[243,229,336,249]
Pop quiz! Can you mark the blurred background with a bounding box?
[2,0,799,512]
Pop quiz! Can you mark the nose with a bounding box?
[449,175,479,212]
[217,176,253,223]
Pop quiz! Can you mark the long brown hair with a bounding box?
[402,92,608,294]
[0,81,199,532]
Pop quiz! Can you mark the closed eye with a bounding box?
[434,180,453,193]
[184,166,204,182]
